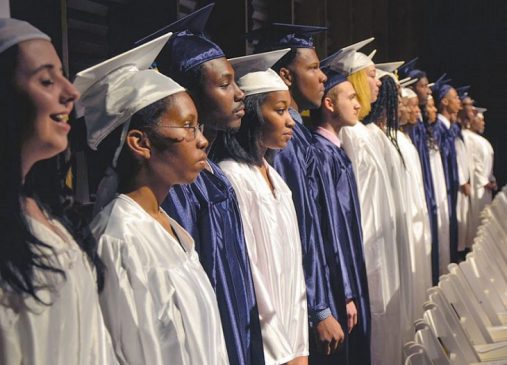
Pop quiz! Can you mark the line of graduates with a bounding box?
[0,5,496,365]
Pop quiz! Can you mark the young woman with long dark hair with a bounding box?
[0,18,116,364]
[212,64,309,365]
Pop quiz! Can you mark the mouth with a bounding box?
[233,105,245,118]
[50,113,69,123]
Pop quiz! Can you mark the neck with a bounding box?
[321,118,342,136]
[124,171,171,215]
[441,109,452,121]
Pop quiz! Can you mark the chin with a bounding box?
[227,117,242,130]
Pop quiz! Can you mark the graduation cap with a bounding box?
[0,17,50,54]
[401,87,417,99]
[474,106,487,114]
[399,77,418,88]
[456,85,471,101]
[74,32,185,151]
[430,73,454,105]
[397,57,418,78]
[156,4,225,84]
[229,49,289,96]
[375,60,404,82]
[134,3,215,45]
[246,22,327,53]
[320,37,375,76]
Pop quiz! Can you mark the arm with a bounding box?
[98,236,174,365]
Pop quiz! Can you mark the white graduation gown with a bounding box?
[397,132,433,318]
[0,213,118,365]
[340,123,401,365]
[463,130,495,240]
[455,133,473,251]
[219,159,309,365]
[91,194,229,365]
[429,146,451,275]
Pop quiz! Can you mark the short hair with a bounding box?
[272,48,299,73]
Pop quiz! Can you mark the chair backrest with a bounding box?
[459,259,507,314]
[423,302,480,363]
[414,319,452,365]
[448,263,504,326]
[439,274,494,344]
[428,286,489,345]
[404,343,434,365]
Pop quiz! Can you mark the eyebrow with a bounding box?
[31,64,63,76]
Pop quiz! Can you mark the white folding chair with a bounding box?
[460,259,507,314]
[414,319,453,365]
[439,274,507,343]
[469,249,507,306]
[404,343,435,365]
[424,302,507,363]
[448,263,507,326]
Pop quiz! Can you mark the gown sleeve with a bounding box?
[98,235,187,365]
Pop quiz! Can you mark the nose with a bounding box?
[318,68,327,83]
[376,78,382,87]
[286,113,296,128]
[61,77,80,105]
[232,80,245,102]
[196,127,209,150]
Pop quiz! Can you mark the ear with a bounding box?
[322,95,336,114]
[125,129,151,160]
[279,67,293,87]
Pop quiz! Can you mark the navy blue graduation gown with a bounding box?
[162,159,264,365]
[312,132,372,365]
[273,109,349,364]
[433,117,460,263]
[406,121,440,284]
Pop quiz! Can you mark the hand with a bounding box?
[460,183,471,196]
[485,181,498,191]
[314,315,345,355]
[346,299,358,333]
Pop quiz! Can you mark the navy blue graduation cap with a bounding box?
[138,3,225,84]
[397,57,427,81]
[322,67,348,93]
[456,85,471,101]
[246,23,327,53]
[430,73,454,104]
[134,3,215,45]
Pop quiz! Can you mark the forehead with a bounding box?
[16,39,60,72]
[200,57,233,79]
[163,91,197,116]
[293,48,319,65]
[415,78,429,88]
[447,88,458,97]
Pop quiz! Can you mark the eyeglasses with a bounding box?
[158,123,205,141]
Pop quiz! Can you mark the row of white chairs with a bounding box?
[404,186,507,365]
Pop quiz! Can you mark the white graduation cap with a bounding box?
[399,77,418,88]
[0,18,51,54]
[321,37,376,76]
[375,60,404,80]
[475,106,487,114]
[229,49,290,96]
[74,32,185,151]
[401,87,417,99]
[376,60,404,73]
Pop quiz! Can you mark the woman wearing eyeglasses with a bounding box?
[77,34,229,365]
